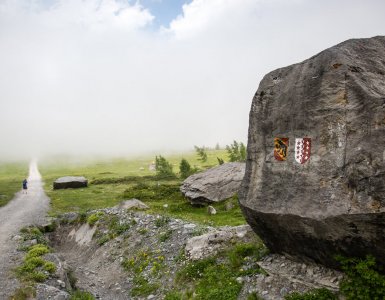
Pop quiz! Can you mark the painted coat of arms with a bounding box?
[295,138,311,164]
[274,138,289,161]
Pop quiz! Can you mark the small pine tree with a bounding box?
[215,143,220,150]
[179,158,192,179]
[217,157,224,165]
[194,146,208,163]
[226,140,247,162]
[155,155,175,178]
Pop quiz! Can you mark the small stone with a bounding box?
[57,280,66,288]
[147,294,155,299]
[184,223,196,229]
[207,206,217,215]
[236,277,243,284]
[262,291,268,295]
[264,276,273,284]
[12,235,23,241]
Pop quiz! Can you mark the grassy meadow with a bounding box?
[39,149,247,226]
[0,161,29,207]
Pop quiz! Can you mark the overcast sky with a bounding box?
[0,0,384,160]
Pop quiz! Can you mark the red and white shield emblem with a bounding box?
[295,138,311,164]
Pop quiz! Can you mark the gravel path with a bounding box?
[0,161,50,298]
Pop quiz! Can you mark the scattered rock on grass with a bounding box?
[53,176,88,190]
[181,162,245,205]
[207,205,217,215]
[185,225,253,260]
[116,199,149,210]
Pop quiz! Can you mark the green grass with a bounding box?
[39,150,247,226]
[70,290,95,300]
[285,288,337,300]
[171,242,267,300]
[0,161,28,207]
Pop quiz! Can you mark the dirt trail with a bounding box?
[0,161,50,298]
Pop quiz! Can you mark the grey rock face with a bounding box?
[239,36,385,268]
[53,176,88,189]
[181,162,245,205]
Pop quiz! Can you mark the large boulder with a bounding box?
[239,36,385,269]
[53,176,88,189]
[181,162,245,205]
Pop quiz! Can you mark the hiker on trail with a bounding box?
[22,179,28,194]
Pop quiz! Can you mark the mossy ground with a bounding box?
[40,150,246,226]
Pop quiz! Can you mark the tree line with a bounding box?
[155,140,246,180]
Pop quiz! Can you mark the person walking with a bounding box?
[22,179,28,194]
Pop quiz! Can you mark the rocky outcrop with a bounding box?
[116,199,149,210]
[53,176,88,189]
[36,284,70,300]
[181,162,245,205]
[37,208,344,299]
[185,225,252,260]
[239,36,385,269]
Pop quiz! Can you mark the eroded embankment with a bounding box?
[16,207,344,300]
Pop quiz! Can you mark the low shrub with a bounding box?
[25,244,50,259]
[43,261,56,273]
[70,290,95,300]
[87,212,104,226]
[20,227,47,245]
[16,244,55,284]
[337,255,385,300]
